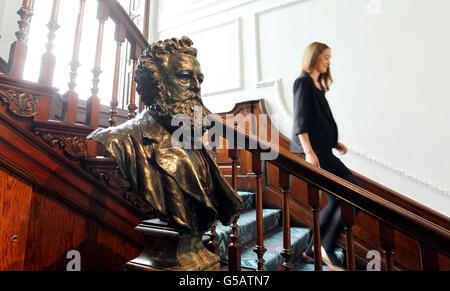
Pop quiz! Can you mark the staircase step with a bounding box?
[238,191,255,212]
[240,227,310,271]
[211,208,282,262]
[291,249,346,271]
[291,262,336,271]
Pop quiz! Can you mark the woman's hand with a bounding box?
[305,152,321,168]
[335,142,348,155]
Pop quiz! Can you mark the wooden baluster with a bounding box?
[379,221,395,271]
[62,0,86,124]
[86,1,109,128]
[207,220,219,255]
[307,184,323,271]
[38,0,60,86]
[279,168,292,271]
[228,148,241,271]
[420,243,439,271]
[7,0,33,78]
[143,0,150,40]
[127,43,141,119]
[109,23,126,127]
[341,202,356,271]
[252,153,266,271]
[206,133,219,255]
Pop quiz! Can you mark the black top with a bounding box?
[290,71,338,154]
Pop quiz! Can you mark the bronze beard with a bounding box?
[149,91,211,137]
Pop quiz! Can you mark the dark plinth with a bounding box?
[125,219,220,271]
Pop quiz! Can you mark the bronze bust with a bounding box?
[87,36,242,238]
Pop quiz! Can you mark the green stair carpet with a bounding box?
[207,191,345,271]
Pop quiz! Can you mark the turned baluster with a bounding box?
[279,168,292,271]
[420,243,439,271]
[109,23,126,127]
[341,202,356,271]
[207,220,219,255]
[252,153,266,271]
[228,148,241,271]
[38,0,60,86]
[86,1,109,128]
[127,43,141,119]
[143,0,150,39]
[7,0,33,78]
[206,133,219,255]
[62,0,86,124]
[307,184,322,271]
[379,221,395,271]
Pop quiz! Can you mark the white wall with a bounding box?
[154,0,450,217]
[0,0,23,61]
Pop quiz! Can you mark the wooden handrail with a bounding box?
[206,112,450,260]
[105,0,149,51]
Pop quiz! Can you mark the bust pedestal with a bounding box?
[125,219,220,271]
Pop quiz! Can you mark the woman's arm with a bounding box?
[334,142,348,155]
[298,133,320,167]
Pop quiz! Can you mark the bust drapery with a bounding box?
[88,110,242,236]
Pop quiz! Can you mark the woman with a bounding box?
[290,42,361,271]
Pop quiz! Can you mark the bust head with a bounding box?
[135,37,207,128]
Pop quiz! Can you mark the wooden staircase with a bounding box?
[0,0,449,271]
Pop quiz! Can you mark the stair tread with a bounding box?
[205,191,348,271]
[214,209,281,242]
[237,191,255,212]
[240,227,310,271]
[291,262,337,272]
[207,208,282,262]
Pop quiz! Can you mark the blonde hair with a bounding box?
[302,42,333,92]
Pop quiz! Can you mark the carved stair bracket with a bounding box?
[34,130,88,158]
[0,87,39,118]
[124,192,154,214]
[88,166,153,214]
[90,167,130,190]
[81,156,154,214]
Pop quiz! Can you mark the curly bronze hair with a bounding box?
[134,36,198,106]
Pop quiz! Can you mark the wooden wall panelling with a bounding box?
[393,230,422,271]
[438,253,450,271]
[0,167,33,271]
[21,187,142,271]
[24,187,77,271]
[71,211,100,271]
[95,226,142,271]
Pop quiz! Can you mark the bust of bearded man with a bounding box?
[87,36,242,237]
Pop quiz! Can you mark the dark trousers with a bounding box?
[302,151,361,265]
